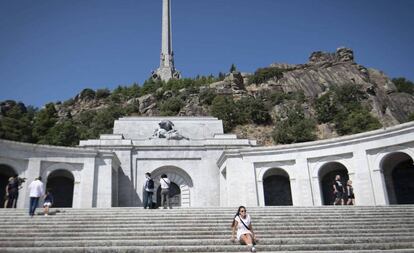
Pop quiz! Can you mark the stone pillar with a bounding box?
[79,158,96,208]
[294,158,315,206]
[95,154,114,208]
[22,158,42,208]
[352,150,376,205]
[225,158,258,207]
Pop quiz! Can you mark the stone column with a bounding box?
[22,158,42,208]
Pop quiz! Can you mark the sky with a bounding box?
[0,0,413,108]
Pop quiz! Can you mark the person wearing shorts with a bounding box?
[43,189,54,216]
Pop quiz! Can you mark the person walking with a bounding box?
[160,174,171,209]
[43,189,54,216]
[231,206,257,252]
[333,175,345,206]
[143,172,154,209]
[28,177,44,217]
[346,180,355,205]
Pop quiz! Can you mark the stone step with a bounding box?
[1,227,414,238]
[1,206,413,252]
[2,235,414,247]
[1,231,413,241]
[2,242,414,253]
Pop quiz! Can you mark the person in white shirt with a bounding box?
[160,174,171,209]
[231,206,257,252]
[28,177,44,216]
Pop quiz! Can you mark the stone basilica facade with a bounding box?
[1,117,414,209]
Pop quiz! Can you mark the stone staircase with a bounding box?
[1,206,414,252]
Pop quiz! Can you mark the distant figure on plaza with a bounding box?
[6,175,20,208]
[43,189,54,216]
[333,175,345,206]
[231,206,257,252]
[160,174,172,209]
[143,172,154,209]
[28,177,44,217]
[346,180,355,205]
[4,177,13,208]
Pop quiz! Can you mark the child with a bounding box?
[43,189,54,216]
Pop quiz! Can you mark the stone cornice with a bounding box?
[0,139,100,157]
[217,122,414,168]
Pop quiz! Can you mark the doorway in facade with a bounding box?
[156,182,181,208]
[319,162,349,205]
[263,168,292,206]
[46,169,74,207]
[382,152,414,204]
[0,164,16,208]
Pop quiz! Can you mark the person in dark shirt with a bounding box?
[346,180,355,205]
[333,175,345,205]
[43,189,54,216]
[6,176,20,208]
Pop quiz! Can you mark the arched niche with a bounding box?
[150,166,193,207]
[318,162,349,205]
[263,168,292,206]
[381,152,414,204]
[46,169,74,207]
[0,164,17,208]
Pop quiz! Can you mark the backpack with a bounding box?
[147,179,154,190]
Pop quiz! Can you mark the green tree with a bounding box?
[159,97,184,116]
[79,88,96,100]
[47,119,80,146]
[272,105,316,144]
[335,108,382,135]
[211,96,239,132]
[229,64,237,73]
[392,77,414,95]
[32,103,58,144]
[0,102,33,142]
[199,89,217,106]
[249,67,284,84]
[236,97,271,125]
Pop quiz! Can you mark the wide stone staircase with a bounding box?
[1,206,414,252]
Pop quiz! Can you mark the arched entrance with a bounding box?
[151,166,193,207]
[156,182,181,208]
[319,162,349,205]
[263,168,292,206]
[0,164,16,208]
[381,152,414,204]
[46,169,74,207]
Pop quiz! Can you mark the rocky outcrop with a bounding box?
[44,47,412,145]
[249,47,410,127]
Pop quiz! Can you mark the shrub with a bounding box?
[272,105,316,144]
[249,67,284,84]
[392,77,414,95]
[80,88,96,100]
[159,97,184,116]
[211,96,239,132]
[95,88,111,99]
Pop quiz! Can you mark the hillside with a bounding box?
[1,47,414,146]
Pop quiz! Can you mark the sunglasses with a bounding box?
[240,210,246,213]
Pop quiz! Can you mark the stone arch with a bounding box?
[318,162,349,205]
[46,169,75,207]
[380,152,414,204]
[0,164,17,208]
[262,168,292,206]
[151,166,193,207]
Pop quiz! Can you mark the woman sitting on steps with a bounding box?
[231,205,257,252]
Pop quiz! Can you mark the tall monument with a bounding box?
[151,0,180,81]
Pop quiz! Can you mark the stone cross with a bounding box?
[151,0,181,81]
